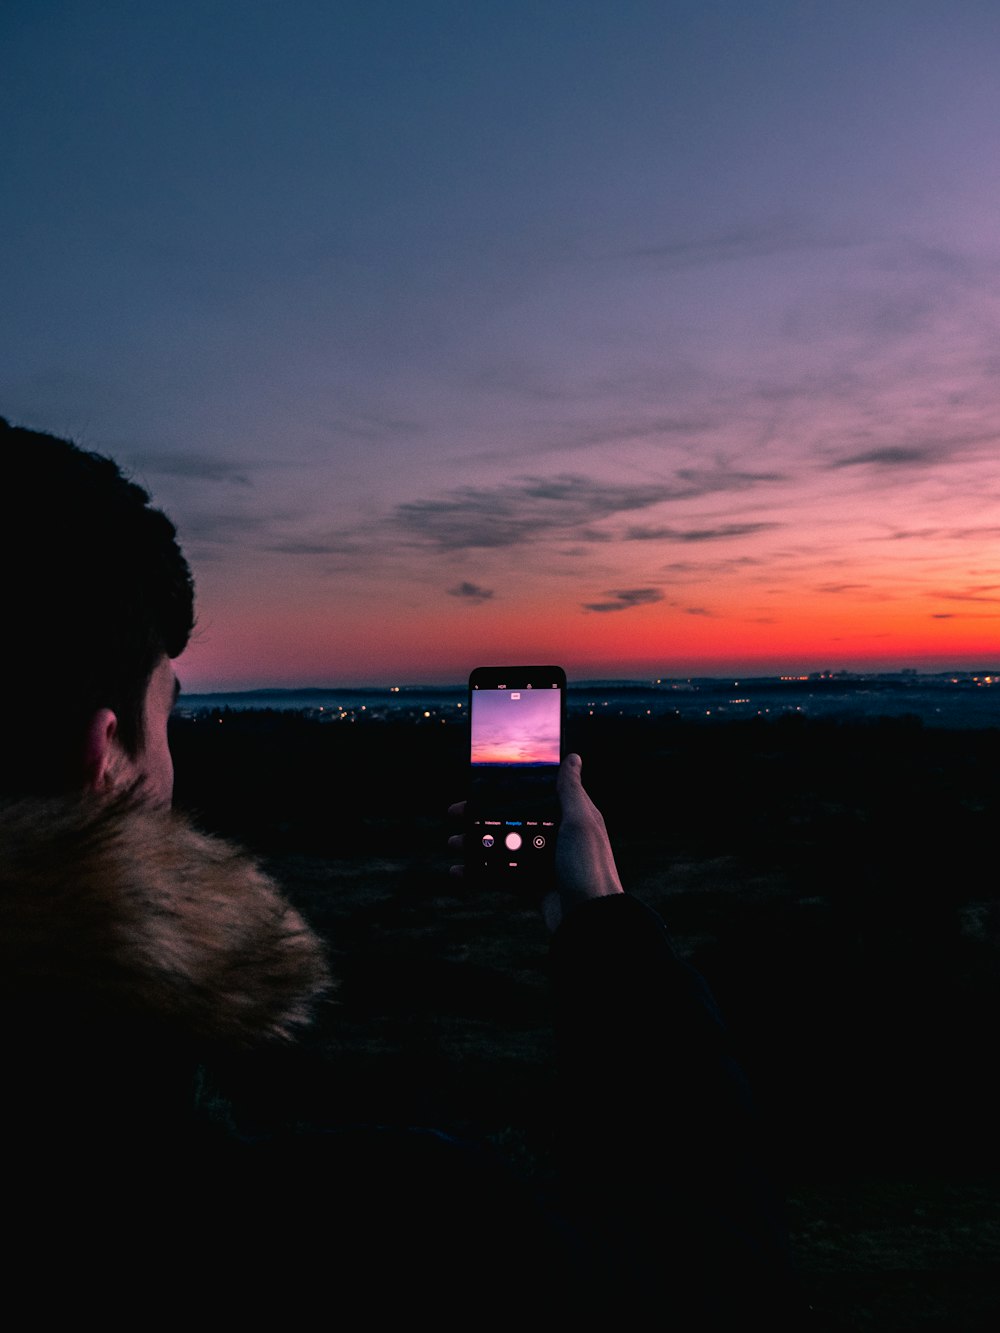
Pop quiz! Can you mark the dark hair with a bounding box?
[0,418,195,794]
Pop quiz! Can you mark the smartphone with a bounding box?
[467,665,566,886]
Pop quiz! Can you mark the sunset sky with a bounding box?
[4,2,1000,688]
[471,687,562,765]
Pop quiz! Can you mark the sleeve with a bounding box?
[549,893,801,1322]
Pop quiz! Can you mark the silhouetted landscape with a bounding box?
[170,706,1000,1330]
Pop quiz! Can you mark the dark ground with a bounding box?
[171,709,1000,1330]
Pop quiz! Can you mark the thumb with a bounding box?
[557,752,584,810]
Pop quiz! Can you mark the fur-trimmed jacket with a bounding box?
[1,795,329,1222]
[1,790,329,1048]
[1,794,798,1322]
[0,791,596,1314]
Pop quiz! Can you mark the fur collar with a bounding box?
[0,792,331,1046]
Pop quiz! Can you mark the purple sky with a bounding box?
[4,2,999,686]
[472,687,562,764]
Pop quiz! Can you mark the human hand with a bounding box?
[540,753,623,933]
[448,753,622,934]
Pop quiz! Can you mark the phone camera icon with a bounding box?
[504,832,523,851]
[532,835,546,849]
[481,834,494,848]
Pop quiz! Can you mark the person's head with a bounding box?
[0,418,194,801]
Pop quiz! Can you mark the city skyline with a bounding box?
[4,3,999,691]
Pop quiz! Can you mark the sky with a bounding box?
[3,1,1000,688]
[471,686,562,765]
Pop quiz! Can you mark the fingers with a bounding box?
[448,812,466,877]
[551,752,623,919]
[448,755,621,923]
[557,752,599,824]
[557,753,582,788]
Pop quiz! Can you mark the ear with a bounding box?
[81,708,120,792]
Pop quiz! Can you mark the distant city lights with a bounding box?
[172,670,1000,730]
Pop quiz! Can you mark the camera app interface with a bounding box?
[470,676,562,880]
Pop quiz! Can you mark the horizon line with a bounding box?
[179,666,1000,698]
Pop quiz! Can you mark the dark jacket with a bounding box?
[1,793,798,1323]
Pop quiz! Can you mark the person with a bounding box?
[0,417,801,1322]
[0,418,333,1310]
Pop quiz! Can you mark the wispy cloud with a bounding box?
[179,512,273,541]
[619,220,859,272]
[583,587,664,614]
[624,521,780,542]
[320,410,425,440]
[881,527,947,541]
[883,524,1000,542]
[265,538,367,556]
[129,453,254,485]
[931,611,1000,620]
[447,580,494,602]
[394,469,782,553]
[933,586,1000,604]
[829,445,943,469]
[662,555,765,574]
[396,477,672,551]
[675,466,786,492]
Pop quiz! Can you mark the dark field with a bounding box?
[171,710,1000,1330]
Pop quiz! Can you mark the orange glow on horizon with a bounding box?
[179,511,1000,690]
[180,588,999,689]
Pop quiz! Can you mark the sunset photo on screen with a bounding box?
[471,689,561,766]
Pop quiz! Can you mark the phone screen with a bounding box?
[468,666,565,885]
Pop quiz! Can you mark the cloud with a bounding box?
[931,611,1000,621]
[829,445,942,469]
[881,527,946,541]
[685,606,713,616]
[573,414,720,447]
[179,512,272,542]
[448,581,494,603]
[933,586,1000,604]
[181,511,367,559]
[395,493,540,551]
[583,587,664,614]
[321,411,424,440]
[396,476,673,551]
[675,466,786,492]
[129,453,253,485]
[876,238,988,285]
[662,555,764,574]
[950,526,1000,541]
[882,524,1000,543]
[624,521,780,542]
[394,469,782,553]
[265,538,366,556]
[619,221,859,272]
